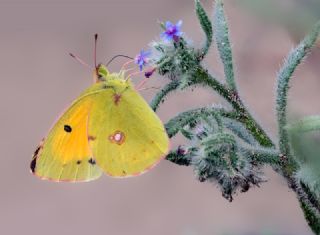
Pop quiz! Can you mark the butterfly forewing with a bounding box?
[31,90,103,182]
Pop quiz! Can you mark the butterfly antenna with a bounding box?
[94,34,98,69]
[106,55,134,67]
[69,53,94,69]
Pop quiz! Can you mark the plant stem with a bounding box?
[192,66,274,147]
[151,65,274,147]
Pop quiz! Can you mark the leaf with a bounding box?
[213,0,236,90]
[195,0,213,57]
[223,118,259,146]
[287,115,320,133]
[276,20,320,156]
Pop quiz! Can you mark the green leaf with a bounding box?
[297,166,320,201]
[223,118,259,146]
[239,146,280,165]
[288,116,320,200]
[195,0,213,57]
[287,115,320,133]
[164,107,237,138]
[276,21,320,156]
[166,148,194,166]
[213,0,236,90]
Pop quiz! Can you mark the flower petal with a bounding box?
[176,20,183,28]
[165,21,173,29]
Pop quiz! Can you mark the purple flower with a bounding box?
[161,20,183,42]
[135,50,151,71]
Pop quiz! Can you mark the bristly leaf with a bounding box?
[195,0,213,58]
[287,115,320,133]
[213,0,236,90]
[164,107,237,138]
[223,118,260,146]
[166,147,195,166]
[276,21,320,157]
[239,146,280,165]
[288,117,320,200]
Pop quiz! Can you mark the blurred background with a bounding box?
[1,0,320,234]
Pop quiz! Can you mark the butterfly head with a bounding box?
[94,64,128,84]
[94,64,109,82]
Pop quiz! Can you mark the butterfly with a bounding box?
[30,41,169,182]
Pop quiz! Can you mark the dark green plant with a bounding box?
[142,0,320,233]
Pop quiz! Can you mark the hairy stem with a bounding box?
[152,65,274,147]
[191,66,274,147]
[275,21,320,234]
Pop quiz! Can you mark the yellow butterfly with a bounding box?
[30,49,169,182]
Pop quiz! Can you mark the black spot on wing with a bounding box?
[76,160,82,165]
[31,141,44,173]
[30,156,37,173]
[88,158,96,165]
[64,125,72,133]
[33,145,41,157]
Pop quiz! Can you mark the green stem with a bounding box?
[294,181,320,234]
[192,66,274,147]
[152,65,274,147]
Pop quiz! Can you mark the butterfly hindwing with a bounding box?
[31,90,103,182]
[88,80,169,177]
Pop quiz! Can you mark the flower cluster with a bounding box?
[134,20,186,78]
[181,114,265,201]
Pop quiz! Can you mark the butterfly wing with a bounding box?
[88,81,169,177]
[31,89,103,182]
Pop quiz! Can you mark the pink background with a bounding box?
[1,0,319,234]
